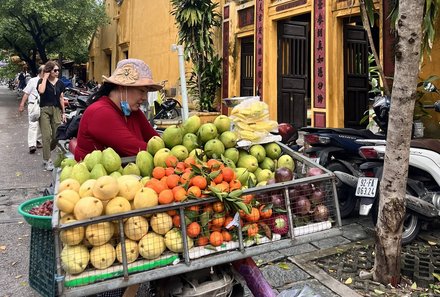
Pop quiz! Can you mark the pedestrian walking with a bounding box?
[37,61,66,171]
[18,66,44,154]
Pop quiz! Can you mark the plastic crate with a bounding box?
[18,196,53,229]
[29,227,57,297]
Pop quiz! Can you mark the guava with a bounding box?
[162,125,183,149]
[204,139,225,159]
[213,115,231,134]
[249,144,266,163]
[264,143,282,160]
[237,155,259,173]
[197,123,218,144]
[147,136,165,155]
[219,131,238,149]
[182,115,202,134]
[224,148,239,164]
[182,133,199,152]
[171,145,189,161]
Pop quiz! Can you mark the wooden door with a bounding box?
[344,25,369,129]
[240,37,254,96]
[277,21,309,128]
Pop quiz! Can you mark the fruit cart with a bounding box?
[24,142,342,297]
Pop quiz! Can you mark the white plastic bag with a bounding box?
[29,99,40,122]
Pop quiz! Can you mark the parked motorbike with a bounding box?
[299,96,389,218]
[335,99,440,244]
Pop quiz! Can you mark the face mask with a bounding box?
[121,100,131,116]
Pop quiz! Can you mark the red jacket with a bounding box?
[74,96,159,161]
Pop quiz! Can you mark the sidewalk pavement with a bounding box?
[0,84,371,296]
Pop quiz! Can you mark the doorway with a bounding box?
[240,37,255,96]
[277,15,311,128]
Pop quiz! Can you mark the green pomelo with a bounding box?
[102,147,122,173]
[249,144,266,163]
[234,168,249,185]
[237,155,259,173]
[259,157,276,171]
[90,163,107,179]
[122,163,141,176]
[61,158,77,169]
[70,163,90,185]
[147,136,165,155]
[171,145,189,161]
[219,131,238,149]
[182,133,199,152]
[277,155,295,171]
[204,139,225,159]
[238,149,249,159]
[264,143,282,160]
[224,148,239,164]
[162,125,183,149]
[153,148,172,168]
[197,123,218,144]
[84,150,103,171]
[183,115,202,134]
[136,151,154,177]
[213,115,231,134]
[256,169,273,183]
[248,172,257,186]
[189,148,207,162]
[60,165,73,182]
[110,171,122,179]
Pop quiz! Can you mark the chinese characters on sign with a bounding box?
[314,0,326,126]
[255,0,264,98]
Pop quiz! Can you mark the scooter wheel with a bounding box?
[326,162,357,218]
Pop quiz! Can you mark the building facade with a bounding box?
[89,0,440,136]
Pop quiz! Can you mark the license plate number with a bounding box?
[355,177,378,197]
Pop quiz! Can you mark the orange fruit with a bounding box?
[197,236,209,246]
[172,215,181,227]
[166,174,180,189]
[221,230,232,242]
[211,214,225,227]
[165,155,178,167]
[186,222,201,238]
[214,181,229,192]
[172,186,187,202]
[209,231,224,247]
[184,157,196,168]
[222,167,236,182]
[180,172,191,184]
[212,201,225,213]
[203,204,214,213]
[158,189,174,204]
[213,173,223,184]
[247,223,259,237]
[176,162,186,172]
[259,205,273,219]
[207,159,222,171]
[191,175,208,190]
[187,186,202,198]
[187,205,200,212]
[167,210,177,216]
[229,179,241,191]
[165,167,175,176]
[209,224,222,232]
[223,216,234,229]
[241,194,254,204]
[147,180,168,194]
[245,207,260,223]
[152,167,166,179]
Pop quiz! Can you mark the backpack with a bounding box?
[56,114,82,140]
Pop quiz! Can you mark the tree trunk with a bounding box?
[372,1,424,285]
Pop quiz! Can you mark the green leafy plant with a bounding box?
[171,0,222,112]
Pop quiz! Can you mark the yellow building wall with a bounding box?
[89,0,182,94]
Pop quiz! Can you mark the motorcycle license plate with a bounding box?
[355,177,378,197]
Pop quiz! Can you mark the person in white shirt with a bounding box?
[18,66,44,154]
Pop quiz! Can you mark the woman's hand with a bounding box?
[62,112,67,122]
[43,72,50,80]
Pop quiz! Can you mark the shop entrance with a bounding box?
[277,17,311,128]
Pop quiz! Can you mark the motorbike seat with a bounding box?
[410,139,440,154]
[300,127,386,139]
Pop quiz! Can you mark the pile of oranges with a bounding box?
[141,155,275,247]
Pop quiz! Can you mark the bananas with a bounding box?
[230,99,278,142]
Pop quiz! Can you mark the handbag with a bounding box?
[29,98,40,122]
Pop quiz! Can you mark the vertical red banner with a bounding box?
[222,6,230,115]
[314,0,326,114]
[255,0,264,98]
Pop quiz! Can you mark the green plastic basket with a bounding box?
[18,196,53,230]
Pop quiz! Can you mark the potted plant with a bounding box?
[171,0,222,115]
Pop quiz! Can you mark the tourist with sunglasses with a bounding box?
[37,61,66,171]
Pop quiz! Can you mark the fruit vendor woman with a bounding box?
[74,59,161,161]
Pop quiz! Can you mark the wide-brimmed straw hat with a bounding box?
[102,59,163,90]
